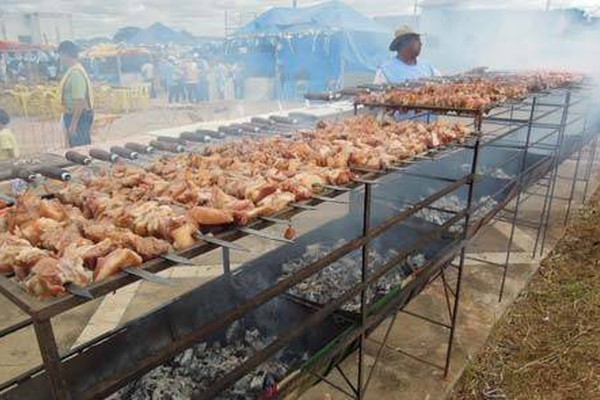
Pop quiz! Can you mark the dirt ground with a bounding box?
[451,190,600,399]
[9,98,301,156]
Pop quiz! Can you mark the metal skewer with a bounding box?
[290,202,318,210]
[123,267,174,286]
[195,233,249,252]
[311,194,349,204]
[318,184,351,192]
[260,216,290,225]
[65,283,94,299]
[238,227,294,244]
[160,253,197,266]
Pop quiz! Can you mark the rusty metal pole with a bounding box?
[33,319,69,400]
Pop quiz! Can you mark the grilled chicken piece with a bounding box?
[41,224,93,253]
[25,256,90,298]
[255,191,296,216]
[93,249,143,282]
[18,218,63,248]
[170,219,199,250]
[62,239,119,269]
[39,199,69,222]
[188,206,234,226]
[0,235,49,276]
[81,222,171,260]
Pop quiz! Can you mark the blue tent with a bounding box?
[229,1,391,95]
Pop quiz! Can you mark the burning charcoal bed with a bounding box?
[116,323,299,400]
[283,241,427,312]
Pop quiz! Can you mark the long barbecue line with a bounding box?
[0,115,475,299]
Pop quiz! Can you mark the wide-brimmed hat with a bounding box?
[389,25,421,51]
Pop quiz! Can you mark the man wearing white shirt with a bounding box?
[374,25,440,85]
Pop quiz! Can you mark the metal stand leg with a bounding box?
[33,319,69,400]
[444,132,480,376]
[222,247,231,275]
[582,131,598,203]
[563,136,583,225]
[539,91,571,256]
[357,182,372,399]
[499,97,537,301]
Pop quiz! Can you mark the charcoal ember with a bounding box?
[117,328,291,400]
[175,349,194,368]
[282,242,426,312]
[415,194,499,232]
[461,163,512,180]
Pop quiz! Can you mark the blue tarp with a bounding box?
[230,1,391,94]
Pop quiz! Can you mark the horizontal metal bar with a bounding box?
[0,318,33,339]
[391,346,446,371]
[464,256,505,268]
[399,309,452,329]
[398,171,462,183]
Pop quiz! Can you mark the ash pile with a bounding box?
[416,194,498,231]
[114,322,305,400]
[282,240,426,312]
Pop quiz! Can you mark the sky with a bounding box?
[3,0,599,38]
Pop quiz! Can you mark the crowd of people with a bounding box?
[151,56,244,103]
[0,51,59,84]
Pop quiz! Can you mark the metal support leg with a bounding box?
[500,97,537,301]
[564,137,583,225]
[222,247,231,275]
[582,130,598,203]
[357,182,372,399]
[33,319,69,400]
[539,91,571,256]
[444,133,480,377]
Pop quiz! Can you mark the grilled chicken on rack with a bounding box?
[357,71,583,111]
[0,114,473,298]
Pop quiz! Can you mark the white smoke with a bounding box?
[416,6,600,78]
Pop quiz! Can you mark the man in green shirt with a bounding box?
[0,108,18,161]
[58,40,94,147]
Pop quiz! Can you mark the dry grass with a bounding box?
[452,191,600,400]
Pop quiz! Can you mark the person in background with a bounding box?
[0,108,19,161]
[183,59,199,103]
[157,57,173,99]
[141,60,156,98]
[231,62,244,100]
[196,57,210,102]
[172,61,185,103]
[0,55,7,84]
[58,40,94,147]
[374,25,439,84]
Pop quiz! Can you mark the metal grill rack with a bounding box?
[0,84,597,400]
